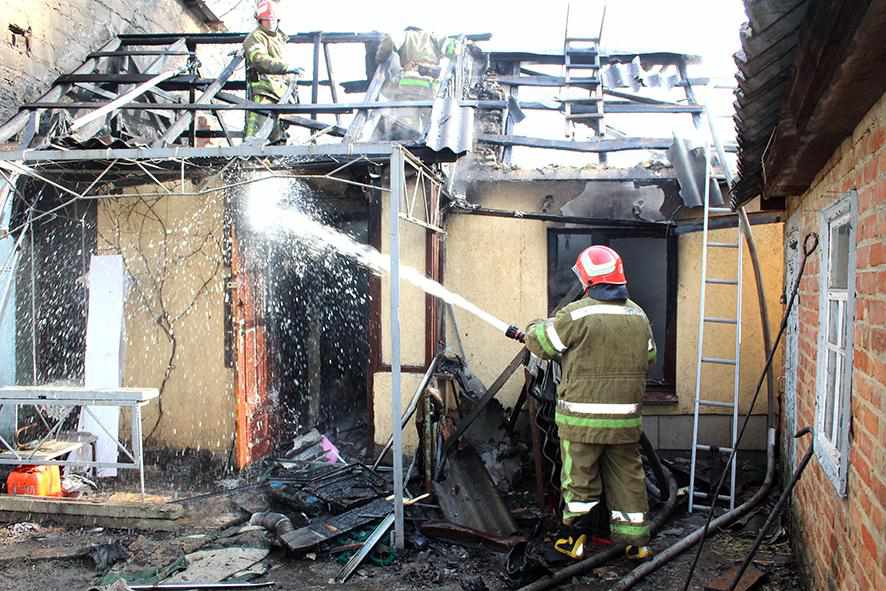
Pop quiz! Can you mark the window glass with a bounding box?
[834,353,847,443]
[829,221,850,289]
[827,300,840,346]
[824,349,838,441]
[610,236,668,383]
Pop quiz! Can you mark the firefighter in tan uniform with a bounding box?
[523,245,656,561]
[373,27,457,140]
[242,0,303,143]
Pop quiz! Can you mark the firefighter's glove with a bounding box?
[287,66,305,76]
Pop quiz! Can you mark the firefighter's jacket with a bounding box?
[376,30,457,69]
[243,27,290,101]
[525,296,656,445]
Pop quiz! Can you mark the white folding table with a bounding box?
[0,386,159,496]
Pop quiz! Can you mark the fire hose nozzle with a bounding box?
[505,325,525,343]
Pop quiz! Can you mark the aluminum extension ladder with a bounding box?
[561,2,607,155]
[688,127,744,512]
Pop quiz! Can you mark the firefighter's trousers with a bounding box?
[244,94,286,143]
[560,439,650,545]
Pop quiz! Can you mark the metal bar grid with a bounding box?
[0,399,150,496]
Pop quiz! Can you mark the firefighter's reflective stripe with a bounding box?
[611,522,651,538]
[546,320,567,353]
[533,322,558,357]
[246,46,264,61]
[399,76,433,89]
[570,304,646,321]
[442,37,458,57]
[610,510,650,540]
[611,511,645,523]
[558,400,639,415]
[567,500,599,514]
[578,249,616,276]
[555,414,642,429]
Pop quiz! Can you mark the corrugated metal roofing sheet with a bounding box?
[426,97,475,155]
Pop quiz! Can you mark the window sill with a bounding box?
[644,387,678,405]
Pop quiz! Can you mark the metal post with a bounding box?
[311,33,322,121]
[29,226,37,384]
[322,42,342,127]
[389,146,405,549]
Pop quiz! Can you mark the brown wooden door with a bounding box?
[231,229,273,469]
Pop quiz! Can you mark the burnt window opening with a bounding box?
[547,227,677,395]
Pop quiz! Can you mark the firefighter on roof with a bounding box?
[243,0,303,142]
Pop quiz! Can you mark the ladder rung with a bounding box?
[698,399,736,408]
[692,491,733,501]
[566,37,600,43]
[706,278,739,285]
[704,316,738,324]
[696,444,735,453]
[701,357,737,366]
[566,114,604,120]
[709,207,733,213]
[566,64,601,70]
[709,241,739,248]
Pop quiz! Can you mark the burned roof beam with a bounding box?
[478,134,674,152]
[490,50,700,67]
[503,70,709,89]
[478,133,738,153]
[212,91,346,136]
[0,142,396,163]
[18,99,705,115]
[116,32,491,46]
[19,100,435,114]
[52,74,342,93]
[87,50,194,58]
[672,210,784,235]
[449,204,670,229]
[496,74,599,87]
[154,49,245,147]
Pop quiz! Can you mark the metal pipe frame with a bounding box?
[0,142,395,163]
[0,398,151,496]
[115,31,490,46]
[389,145,406,550]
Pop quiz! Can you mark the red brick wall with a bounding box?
[785,93,886,591]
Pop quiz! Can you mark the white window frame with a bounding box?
[814,191,857,496]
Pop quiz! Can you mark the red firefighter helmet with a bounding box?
[255,0,279,21]
[572,245,627,288]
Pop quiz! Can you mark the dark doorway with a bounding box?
[258,179,372,447]
[547,227,677,391]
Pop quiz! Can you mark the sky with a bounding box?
[207,0,749,166]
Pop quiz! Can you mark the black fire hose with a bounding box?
[516,432,679,591]
[728,427,814,591]
[610,233,819,591]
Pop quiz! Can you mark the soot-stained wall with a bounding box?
[0,1,212,126]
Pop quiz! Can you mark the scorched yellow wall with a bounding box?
[372,179,785,452]
[96,186,234,454]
